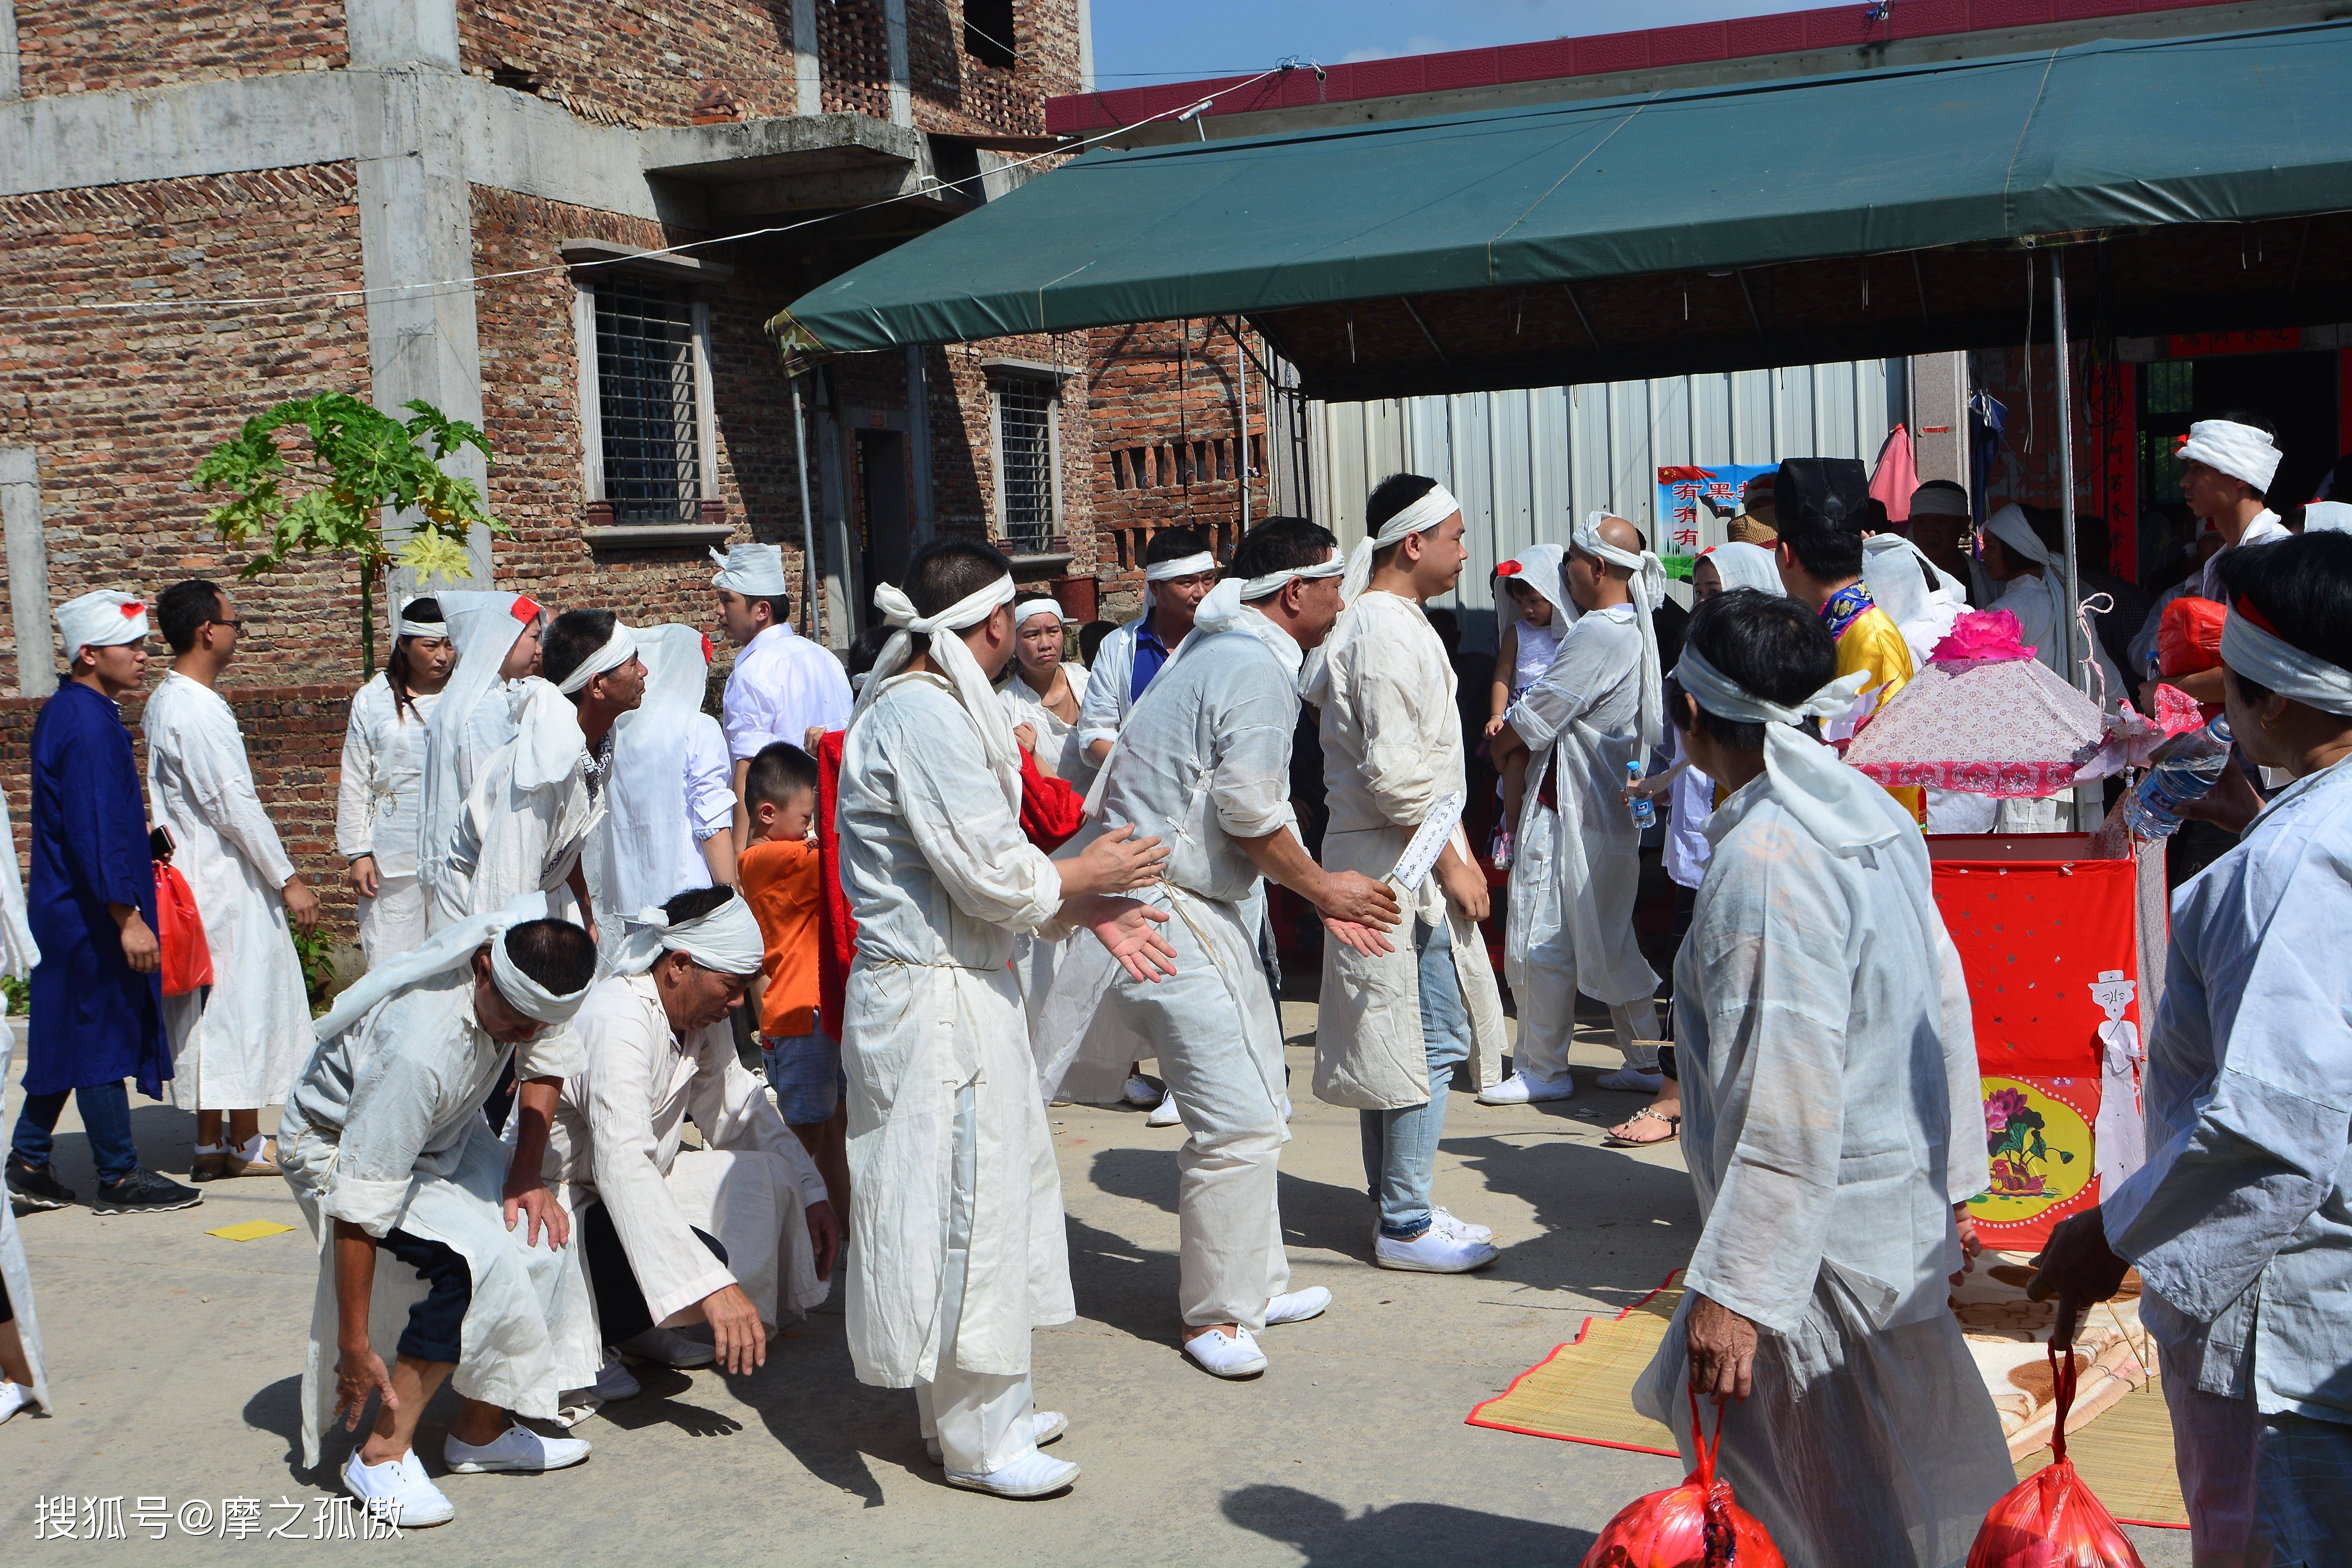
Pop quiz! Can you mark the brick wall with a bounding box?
[0,164,372,697]
[9,0,347,96]
[906,0,1081,138]
[818,0,897,120]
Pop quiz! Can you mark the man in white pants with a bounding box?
[1038,517,1399,1377]
[1484,515,1668,1104]
[837,537,1176,1497]
[1307,477,1509,1273]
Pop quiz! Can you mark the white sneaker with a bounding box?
[1122,1073,1161,1107]
[617,1325,716,1368]
[1145,1089,1184,1129]
[926,1410,1067,1463]
[593,1355,641,1401]
[342,1448,455,1528]
[1595,1067,1666,1094]
[945,1448,1080,1498]
[0,1380,29,1425]
[1428,1207,1495,1244]
[1477,1069,1574,1105]
[442,1423,592,1474]
[1375,1226,1499,1274]
[1183,1324,1268,1378]
[1264,1287,1331,1326]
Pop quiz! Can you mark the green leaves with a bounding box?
[191,392,508,586]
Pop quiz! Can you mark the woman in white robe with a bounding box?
[417,592,544,915]
[436,681,606,932]
[0,785,48,1421]
[997,600,1094,790]
[337,601,455,964]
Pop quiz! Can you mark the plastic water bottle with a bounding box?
[1626,759,1657,830]
[2122,715,2234,841]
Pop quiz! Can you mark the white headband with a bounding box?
[1236,547,1346,603]
[2302,501,2352,536]
[1673,644,1896,856]
[1015,598,1071,628]
[2221,606,2352,719]
[56,590,149,663]
[1573,513,1670,753]
[554,621,641,696]
[2179,419,2281,494]
[710,542,789,598]
[851,574,1022,811]
[1908,485,1972,520]
[611,893,766,978]
[397,615,448,639]
[1144,552,1217,583]
[1338,483,1461,606]
[312,893,591,1042]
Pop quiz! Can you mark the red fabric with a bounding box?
[1968,1347,2148,1567]
[2157,596,2227,679]
[154,862,212,998]
[1581,1390,1785,1567]
[1869,421,1918,522]
[1018,749,1086,851]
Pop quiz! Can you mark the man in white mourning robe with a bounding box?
[1305,479,1509,1274]
[1630,589,2009,1568]
[1036,518,1399,1377]
[418,592,544,914]
[279,901,600,1526]
[541,886,839,1397]
[838,538,1175,1497]
[436,610,643,937]
[0,783,47,1422]
[1980,504,2127,701]
[1483,515,1667,1105]
[1074,526,1220,770]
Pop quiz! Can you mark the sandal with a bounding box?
[1603,1105,1681,1147]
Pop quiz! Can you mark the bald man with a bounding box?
[1485,515,1665,1105]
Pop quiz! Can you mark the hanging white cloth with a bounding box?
[1697,541,1786,599]
[144,671,314,1111]
[1982,506,2126,702]
[586,626,735,953]
[433,679,604,929]
[419,591,541,905]
[1862,534,1968,669]
[1571,514,1669,753]
[337,674,442,963]
[0,791,47,1412]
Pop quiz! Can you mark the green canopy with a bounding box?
[773,21,2352,399]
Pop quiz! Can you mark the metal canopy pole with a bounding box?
[791,374,822,646]
[2049,249,2087,695]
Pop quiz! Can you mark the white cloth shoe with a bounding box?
[1122,1073,1162,1107]
[1595,1066,1665,1094]
[1183,1324,1269,1378]
[1145,1089,1184,1128]
[593,1355,642,1401]
[617,1325,716,1368]
[1428,1207,1495,1244]
[341,1448,455,1528]
[442,1423,592,1474]
[0,1380,29,1425]
[1476,1069,1574,1105]
[1264,1287,1331,1327]
[945,1448,1081,1499]
[1374,1226,1499,1274]
[926,1409,1067,1463]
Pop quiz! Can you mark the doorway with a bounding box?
[855,429,910,635]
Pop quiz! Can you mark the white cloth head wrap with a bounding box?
[2302,501,2352,535]
[1573,512,1670,752]
[2179,419,2282,494]
[588,625,719,931]
[1672,643,1896,856]
[419,591,542,893]
[610,890,766,978]
[1861,532,1964,632]
[1339,483,1461,606]
[1015,599,1071,629]
[1498,543,1577,627]
[1143,552,1217,584]
[1907,484,1972,520]
[396,610,448,639]
[1697,542,1786,599]
[553,619,640,697]
[56,590,148,664]
[1234,546,1346,605]
[312,893,591,1042]
[1982,504,2080,672]
[710,542,789,597]
[2220,606,2352,719]
[851,573,1022,811]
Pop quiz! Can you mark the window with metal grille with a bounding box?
[595,277,702,524]
[995,374,1058,554]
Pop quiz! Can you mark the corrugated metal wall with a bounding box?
[1319,358,1906,648]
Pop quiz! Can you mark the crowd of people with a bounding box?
[0,430,2344,1563]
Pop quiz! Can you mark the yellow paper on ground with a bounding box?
[205,1220,297,1243]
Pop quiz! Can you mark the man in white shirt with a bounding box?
[2142,416,2293,713]
[1038,517,1399,1376]
[590,625,737,958]
[146,579,321,1181]
[713,543,851,846]
[1305,477,1508,1274]
[541,886,840,1396]
[1076,525,1220,769]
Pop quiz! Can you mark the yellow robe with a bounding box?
[1835,605,1923,818]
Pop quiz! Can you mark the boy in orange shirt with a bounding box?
[738,742,848,1222]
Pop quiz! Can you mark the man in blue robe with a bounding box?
[5,590,200,1215]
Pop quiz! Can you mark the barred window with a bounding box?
[994,374,1059,554]
[594,277,702,524]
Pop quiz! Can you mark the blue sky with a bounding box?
[1088,0,1804,82]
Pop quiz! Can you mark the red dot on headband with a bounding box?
[120,601,145,619]
[1495,561,1525,577]
[511,597,543,623]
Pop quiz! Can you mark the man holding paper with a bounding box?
[1305,475,1508,1275]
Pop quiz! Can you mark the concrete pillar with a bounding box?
[883,0,912,127]
[1078,0,1095,92]
[1,2,21,101]
[791,0,822,116]
[346,0,492,591]
[1909,350,1970,494]
[1,447,54,697]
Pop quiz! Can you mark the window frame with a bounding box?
[988,367,1064,556]
[574,274,720,525]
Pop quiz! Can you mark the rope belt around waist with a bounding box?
[863,955,1006,976]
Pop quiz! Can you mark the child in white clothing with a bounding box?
[1483,563,1563,866]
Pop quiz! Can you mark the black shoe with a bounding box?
[91,1169,202,1215]
[5,1158,74,1211]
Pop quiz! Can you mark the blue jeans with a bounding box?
[1359,918,1472,1241]
[2163,1337,2352,1564]
[11,1080,139,1186]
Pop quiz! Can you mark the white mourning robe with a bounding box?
[1501,604,1657,1069]
[543,974,829,1329]
[336,675,441,962]
[144,671,313,1111]
[586,627,735,956]
[998,660,1095,789]
[434,681,604,930]
[1307,591,1506,1107]
[0,792,43,1409]
[1633,771,2011,1568]
[1987,570,2127,703]
[278,973,593,1470]
[837,671,1073,1387]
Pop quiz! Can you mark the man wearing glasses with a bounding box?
[145,579,321,1182]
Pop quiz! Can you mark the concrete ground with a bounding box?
[5,1005,2189,1565]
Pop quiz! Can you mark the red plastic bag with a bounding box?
[155,861,213,997]
[1967,1345,2146,1568]
[1581,1390,1785,1567]
[2156,595,2225,680]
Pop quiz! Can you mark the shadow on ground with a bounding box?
[1223,1482,1597,1567]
